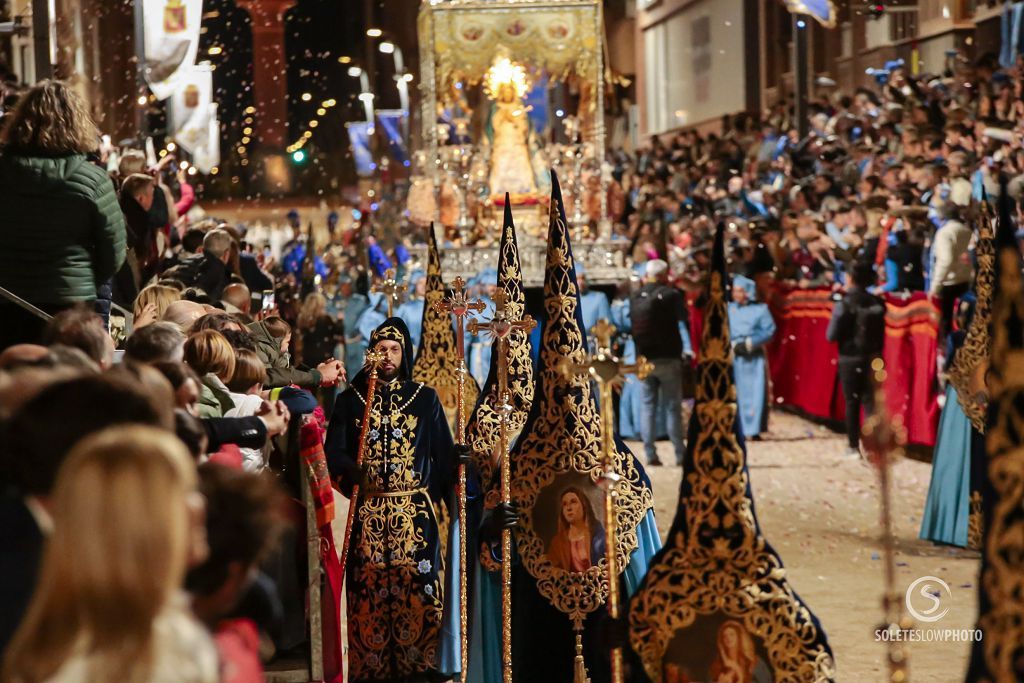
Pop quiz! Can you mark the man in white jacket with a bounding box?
[929,204,973,346]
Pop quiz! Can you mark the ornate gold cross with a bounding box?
[372,268,402,317]
[433,276,486,366]
[558,318,653,683]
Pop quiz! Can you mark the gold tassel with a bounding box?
[573,633,589,683]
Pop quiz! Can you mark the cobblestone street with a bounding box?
[630,411,980,682]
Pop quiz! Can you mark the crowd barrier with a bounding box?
[764,287,941,448]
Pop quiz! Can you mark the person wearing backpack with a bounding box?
[827,259,886,457]
[629,259,693,466]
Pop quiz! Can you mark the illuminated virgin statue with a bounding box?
[485,57,539,201]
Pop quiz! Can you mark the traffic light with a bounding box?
[291,149,307,164]
[867,3,885,19]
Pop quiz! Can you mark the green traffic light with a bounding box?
[292,150,306,163]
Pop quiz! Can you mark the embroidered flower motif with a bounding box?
[424,584,434,597]
[389,463,398,471]
[369,429,380,441]
[417,559,432,574]
[378,587,388,598]
[391,585,400,595]
[366,653,380,666]
[392,427,403,439]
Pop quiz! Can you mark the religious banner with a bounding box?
[143,0,204,101]
[376,110,409,167]
[346,122,375,178]
[167,62,219,174]
[966,180,1024,682]
[509,172,658,680]
[629,224,834,682]
[782,0,837,28]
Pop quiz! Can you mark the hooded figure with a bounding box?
[727,274,776,439]
[324,316,459,683]
[508,173,661,681]
[628,224,833,681]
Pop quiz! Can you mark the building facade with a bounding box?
[635,0,1010,138]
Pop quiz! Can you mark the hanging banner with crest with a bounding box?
[143,0,205,101]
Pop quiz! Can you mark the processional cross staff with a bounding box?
[432,276,486,680]
[372,268,402,317]
[559,318,653,683]
[861,358,913,683]
[337,348,388,582]
[467,288,536,683]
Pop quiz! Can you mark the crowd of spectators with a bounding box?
[1,42,1022,680]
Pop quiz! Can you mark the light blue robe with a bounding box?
[396,298,425,356]
[580,289,612,349]
[919,384,977,547]
[727,300,776,439]
[469,295,495,387]
[334,293,369,372]
[355,294,388,357]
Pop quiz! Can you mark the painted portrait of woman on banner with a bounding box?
[546,486,606,573]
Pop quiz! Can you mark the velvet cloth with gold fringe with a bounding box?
[628,224,835,682]
[965,177,1024,682]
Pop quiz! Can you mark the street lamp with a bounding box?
[347,65,375,130]
[377,39,409,145]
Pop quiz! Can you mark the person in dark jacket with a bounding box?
[112,173,157,307]
[0,80,126,349]
[826,260,887,457]
[629,258,693,466]
[165,229,235,302]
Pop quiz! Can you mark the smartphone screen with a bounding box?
[262,290,276,311]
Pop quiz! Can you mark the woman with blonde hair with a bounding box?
[133,284,183,328]
[183,329,237,417]
[0,80,126,350]
[1,425,217,683]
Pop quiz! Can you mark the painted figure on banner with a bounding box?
[324,318,459,683]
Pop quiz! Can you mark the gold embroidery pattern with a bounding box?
[969,206,1024,680]
[413,227,480,434]
[949,204,994,432]
[466,214,535,491]
[628,253,834,681]
[968,491,983,552]
[510,193,653,629]
[375,325,406,345]
[348,386,445,680]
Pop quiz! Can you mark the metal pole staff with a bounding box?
[467,289,536,683]
[861,358,913,683]
[337,348,387,583]
[433,276,485,680]
[559,319,653,683]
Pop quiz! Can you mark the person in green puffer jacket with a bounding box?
[0,80,126,349]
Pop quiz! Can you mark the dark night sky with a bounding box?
[198,0,388,161]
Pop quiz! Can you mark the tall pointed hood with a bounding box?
[509,171,654,629]
[966,174,1024,681]
[465,195,534,484]
[412,223,480,432]
[628,223,834,680]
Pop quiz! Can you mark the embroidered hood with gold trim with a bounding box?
[628,224,834,681]
[412,224,481,432]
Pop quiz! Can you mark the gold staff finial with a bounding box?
[467,282,536,683]
[432,276,485,679]
[558,318,653,683]
[372,268,402,317]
